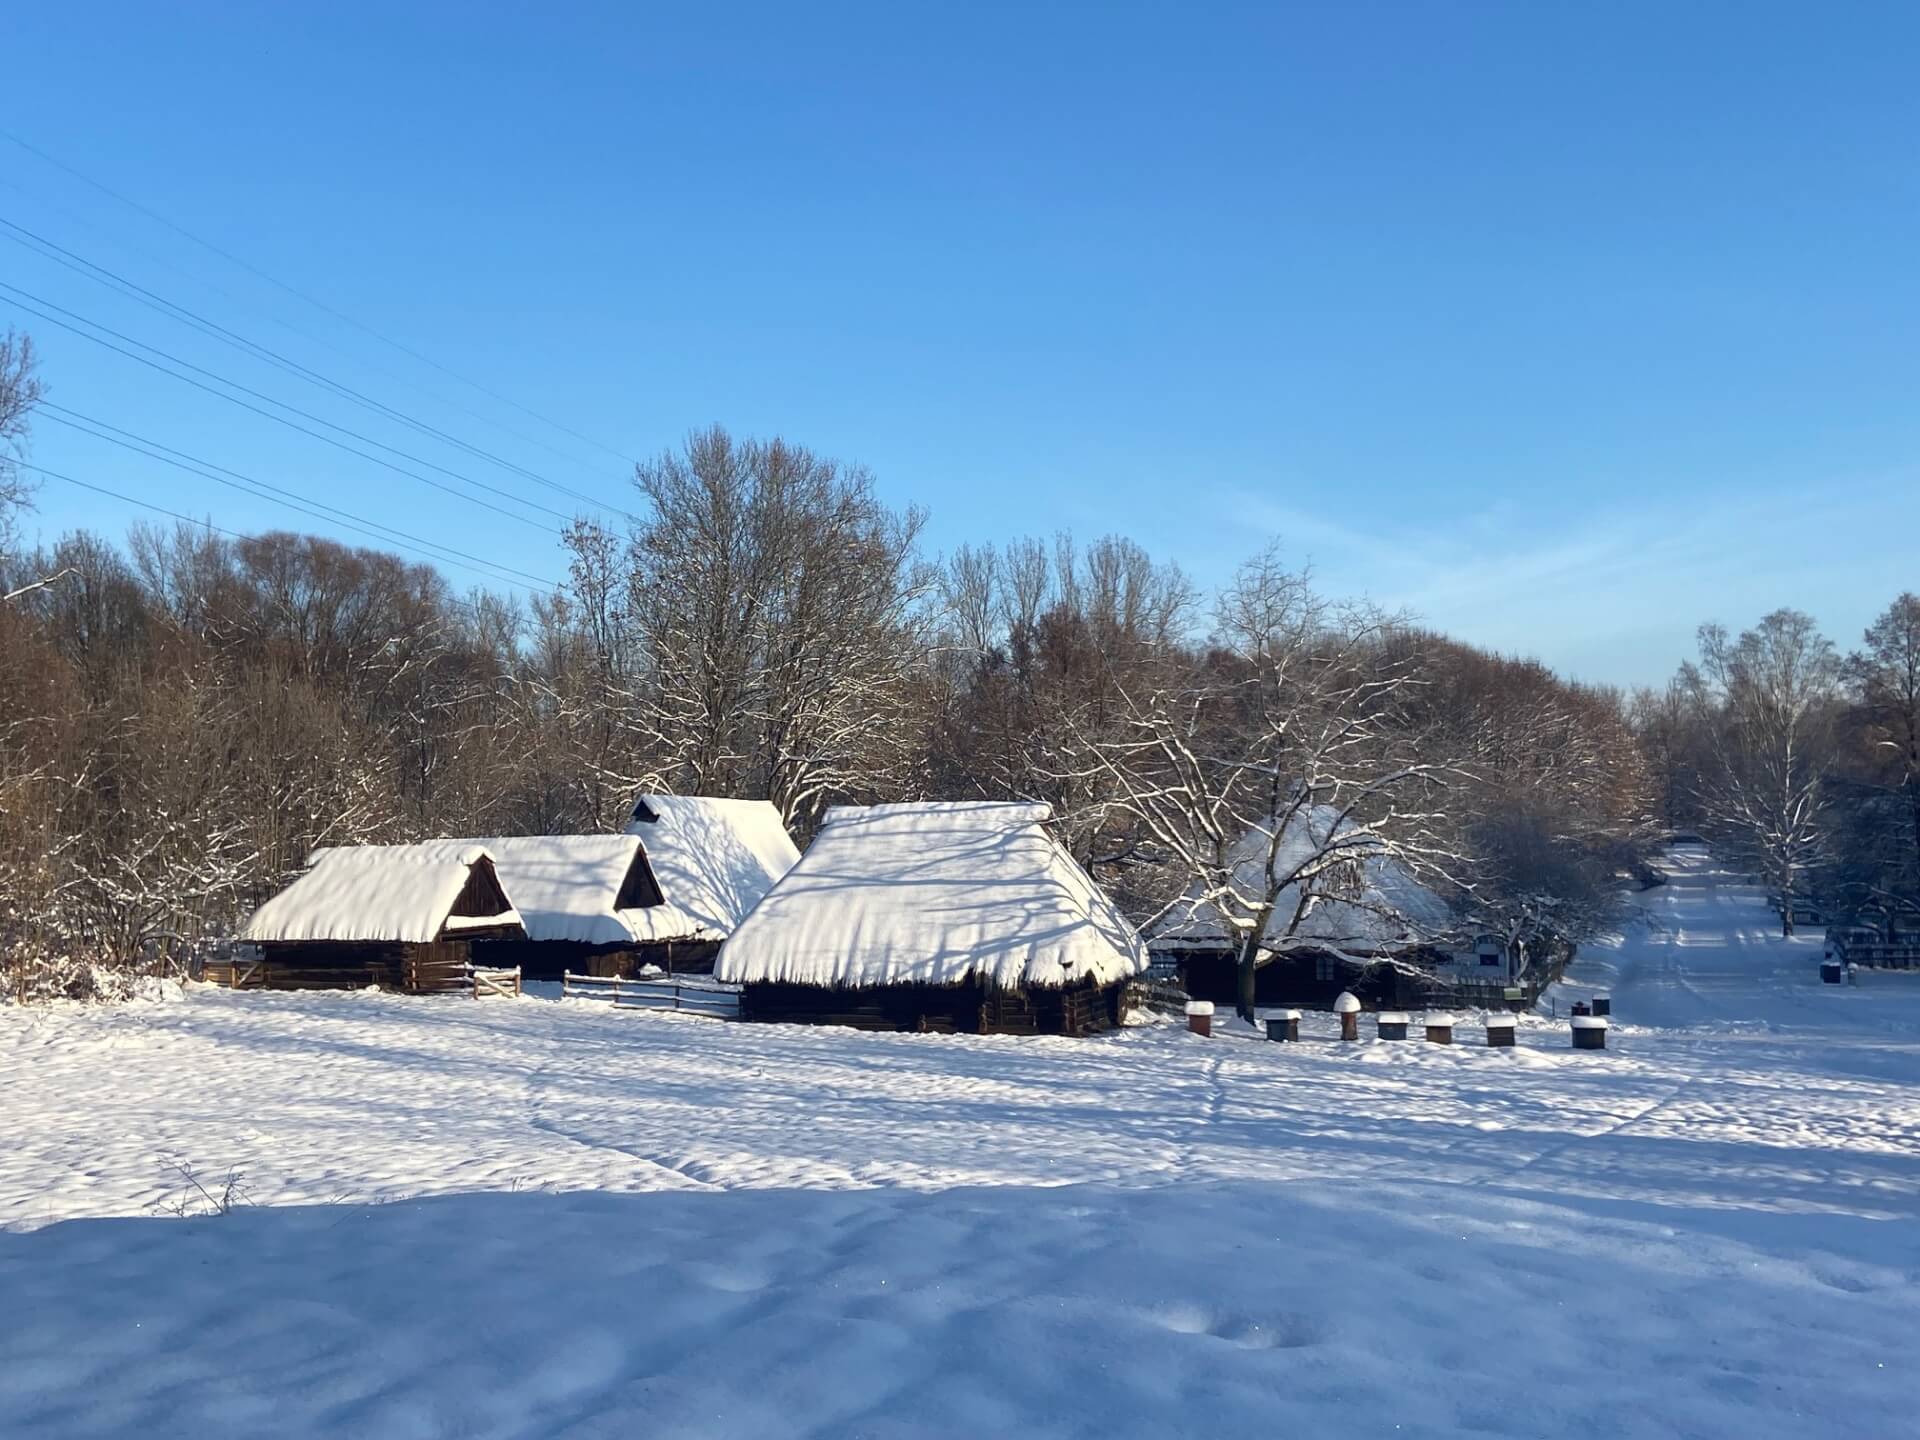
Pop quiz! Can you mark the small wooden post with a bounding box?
[1485,1014,1516,1048]
[1334,991,1361,1042]
[1186,1000,1214,1037]
[1820,961,1842,985]
[1571,1016,1609,1050]
[1376,1012,1409,1041]
[1424,1013,1455,1045]
[1265,1010,1301,1042]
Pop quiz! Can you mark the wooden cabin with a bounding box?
[461,801,799,980]
[1144,807,1458,1012]
[236,844,526,992]
[715,801,1147,1036]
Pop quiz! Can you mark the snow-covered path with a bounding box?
[1568,844,1913,1037]
[2,846,1917,1438]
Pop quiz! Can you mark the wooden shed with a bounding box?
[235,843,526,992]
[715,801,1148,1036]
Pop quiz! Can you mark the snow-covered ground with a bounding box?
[3,845,1916,1437]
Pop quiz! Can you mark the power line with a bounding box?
[35,404,560,589]
[0,171,632,484]
[2,127,639,468]
[0,215,637,519]
[20,459,557,598]
[0,285,569,532]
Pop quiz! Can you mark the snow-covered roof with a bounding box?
[1146,805,1453,956]
[714,801,1148,990]
[451,835,654,945]
[622,796,801,942]
[239,843,522,945]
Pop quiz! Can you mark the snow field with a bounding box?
[1,845,1917,1437]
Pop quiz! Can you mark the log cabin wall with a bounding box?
[250,939,473,993]
[467,938,722,981]
[741,977,1128,1036]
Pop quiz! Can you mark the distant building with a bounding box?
[228,796,799,991]
[1143,807,1464,1010]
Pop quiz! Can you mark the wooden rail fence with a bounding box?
[469,964,522,998]
[561,971,742,1019]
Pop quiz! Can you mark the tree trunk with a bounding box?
[1235,935,1259,1023]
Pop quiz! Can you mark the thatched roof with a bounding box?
[455,802,798,946]
[240,800,795,952]
[1145,805,1452,956]
[239,843,523,945]
[623,795,802,942]
[445,835,658,945]
[714,801,1148,990]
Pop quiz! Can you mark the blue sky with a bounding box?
[4,2,1916,685]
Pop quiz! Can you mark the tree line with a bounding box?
[1631,599,1920,937]
[2,343,1667,1002]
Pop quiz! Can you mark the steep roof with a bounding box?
[239,843,523,945]
[454,835,655,945]
[622,795,802,941]
[1145,806,1453,956]
[714,801,1148,990]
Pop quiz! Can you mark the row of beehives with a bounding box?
[1183,992,1613,1050]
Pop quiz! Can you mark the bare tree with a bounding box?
[582,427,931,829]
[1682,610,1839,934]
[1830,594,1920,926]
[0,328,44,545]
[1070,547,1461,1021]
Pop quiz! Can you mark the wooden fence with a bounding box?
[561,971,742,1019]
[469,964,522,998]
[198,955,522,998]
[1125,976,1193,1018]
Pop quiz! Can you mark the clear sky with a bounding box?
[4,2,1916,686]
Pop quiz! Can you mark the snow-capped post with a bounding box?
[1485,1014,1516,1048]
[1376,1011,1409,1041]
[1186,1000,1214,1037]
[1820,960,1843,984]
[1571,1015,1609,1050]
[1424,1013,1454,1045]
[1334,991,1361,1041]
[1591,993,1611,1018]
[1265,1009,1301,1042]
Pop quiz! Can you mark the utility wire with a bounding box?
[36,403,559,589]
[0,286,568,532]
[0,216,636,519]
[0,171,631,483]
[2,127,639,467]
[20,459,555,597]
